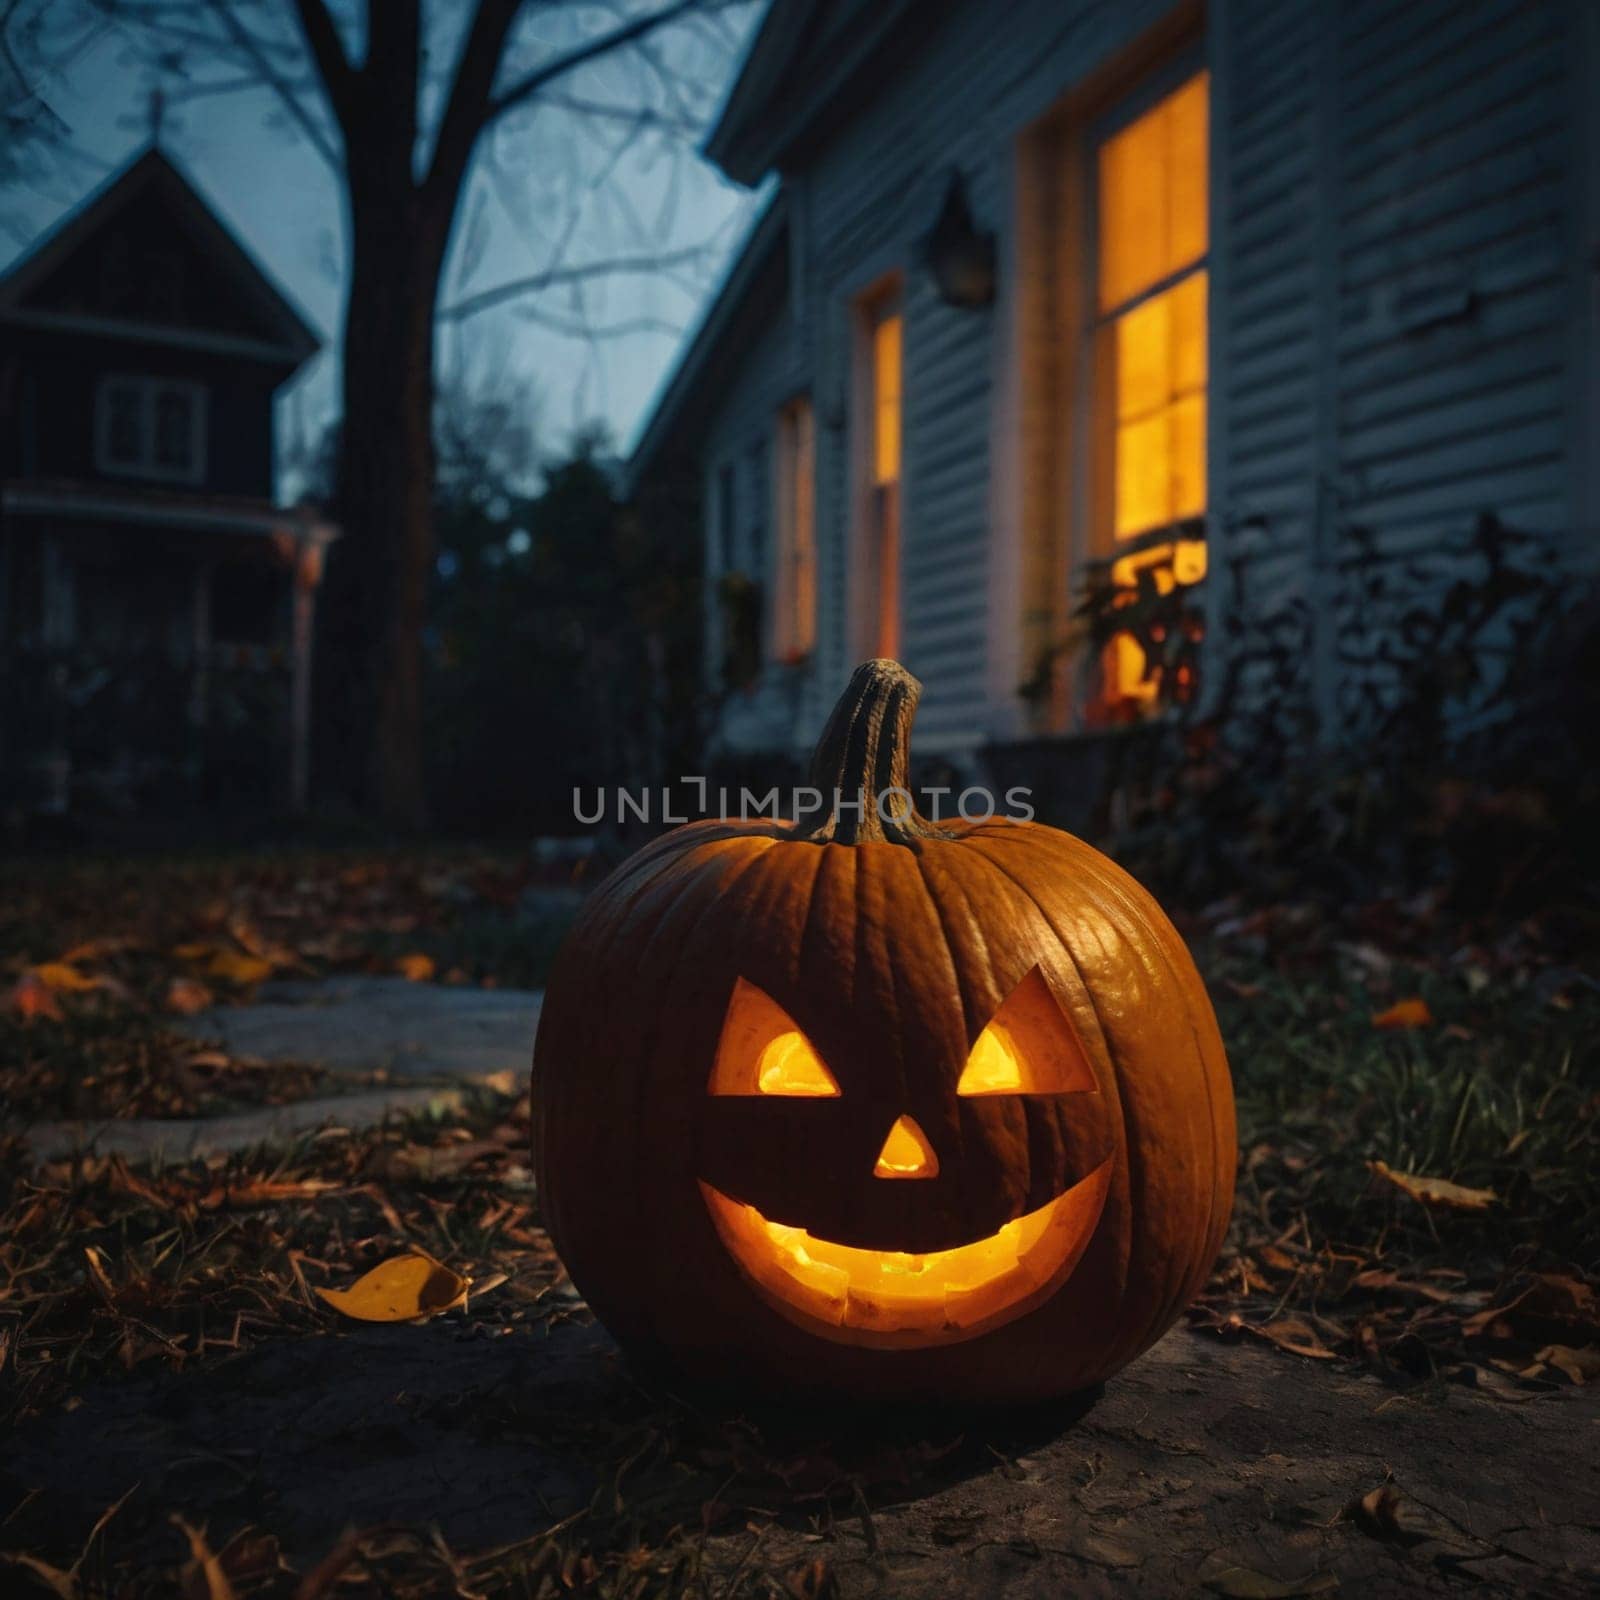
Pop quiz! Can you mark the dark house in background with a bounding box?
[0,148,336,823]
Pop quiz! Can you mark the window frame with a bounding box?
[771,393,817,664]
[1080,51,1210,715]
[94,375,208,486]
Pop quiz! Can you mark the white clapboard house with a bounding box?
[626,0,1599,799]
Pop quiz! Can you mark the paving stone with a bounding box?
[176,975,542,1082]
[24,1085,469,1165]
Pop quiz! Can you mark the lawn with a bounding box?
[1,851,1596,1596]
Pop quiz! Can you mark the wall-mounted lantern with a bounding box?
[920,168,996,310]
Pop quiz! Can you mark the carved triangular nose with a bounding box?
[873,1114,939,1179]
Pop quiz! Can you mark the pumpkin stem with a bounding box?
[798,659,954,846]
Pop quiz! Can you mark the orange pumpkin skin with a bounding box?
[533,663,1234,1403]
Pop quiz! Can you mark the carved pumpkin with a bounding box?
[533,660,1234,1402]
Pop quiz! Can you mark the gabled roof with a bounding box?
[622,194,788,494]
[0,147,320,371]
[705,0,930,185]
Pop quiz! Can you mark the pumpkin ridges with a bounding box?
[937,835,1152,1375]
[952,827,1223,1377]
[963,823,1233,1358]
[1044,831,1234,1329]
[907,838,1111,1248]
[536,833,782,1347]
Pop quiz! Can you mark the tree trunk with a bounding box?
[318,175,450,830]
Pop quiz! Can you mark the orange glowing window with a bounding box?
[1094,70,1209,709]
[872,314,902,486]
[774,396,817,661]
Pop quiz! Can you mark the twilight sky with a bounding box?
[0,1,762,487]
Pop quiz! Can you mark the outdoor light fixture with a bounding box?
[920,168,997,309]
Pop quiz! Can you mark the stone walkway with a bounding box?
[24,977,542,1164]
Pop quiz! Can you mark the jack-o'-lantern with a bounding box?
[533,661,1234,1403]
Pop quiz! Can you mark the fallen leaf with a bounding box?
[32,961,101,992]
[314,1254,469,1322]
[166,977,216,1015]
[58,936,137,965]
[1257,1317,1340,1361]
[1344,1482,1483,1557]
[1463,1273,1598,1344]
[8,972,62,1022]
[395,952,436,982]
[1532,1343,1600,1384]
[1368,1161,1496,1212]
[83,1245,118,1304]
[206,949,276,986]
[1198,1553,1338,1598]
[1372,996,1433,1029]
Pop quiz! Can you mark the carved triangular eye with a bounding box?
[709,978,840,1096]
[956,967,1097,1096]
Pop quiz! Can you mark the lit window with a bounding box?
[1093,70,1208,708]
[863,300,902,658]
[95,377,207,484]
[773,396,816,661]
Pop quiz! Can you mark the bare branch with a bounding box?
[438,243,715,321]
[487,0,709,123]
[205,0,341,169]
[284,0,356,131]
[423,0,523,206]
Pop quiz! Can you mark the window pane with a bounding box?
[1098,110,1167,311]
[1115,293,1171,422]
[154,388,193,469]
[1098,70,1209,312]
[1114,412,1171,540]
[776,398,817,659]
[1170,269,1207,395]
[106,385,142,463]
[1108,270,1208,540]
[873,314,902,484]
[875,481,899,659]
[1171,392,1206,522]
[1167,73,1209,272]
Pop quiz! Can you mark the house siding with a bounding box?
[684,0,1591,763]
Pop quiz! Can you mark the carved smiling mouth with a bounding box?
[700,1160,1112,1348]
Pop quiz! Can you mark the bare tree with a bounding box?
[3,0,749,826]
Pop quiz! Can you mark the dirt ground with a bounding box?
[6,1311,1596,1598]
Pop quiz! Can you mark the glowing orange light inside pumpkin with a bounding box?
[701,1161,1112,1347]
[710,979,839,1096]
[873,1115,938,1179]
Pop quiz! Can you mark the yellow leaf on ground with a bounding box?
[206,949,276,986]
[1371,996,1434,1030]
[314,1254,469,1322]
[173,940,218,961]
[1368,1160,1496,1212]
[395,952,436,983]
[32,962,100,992]
[166,977,216,1015]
